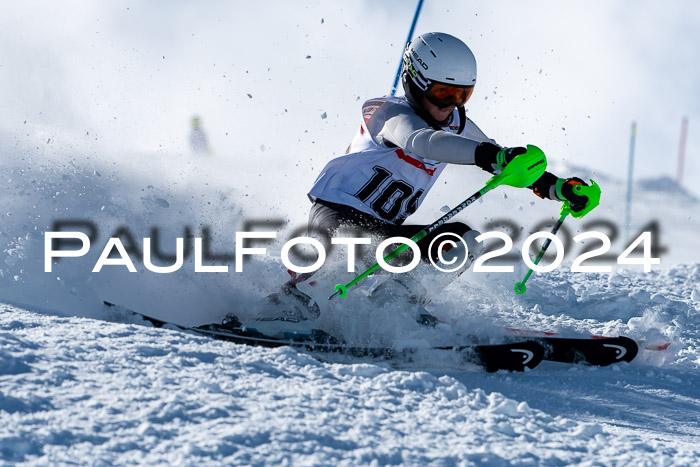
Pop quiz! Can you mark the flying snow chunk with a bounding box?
[154,198,170,208]
[321,112,327,119]
[247,94,252,99]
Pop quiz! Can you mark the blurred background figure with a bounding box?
[189,115,211,154]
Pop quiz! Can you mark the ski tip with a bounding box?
[615,336,639,363]
[538,335,639,366]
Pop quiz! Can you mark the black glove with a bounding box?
[557,177,589,212]
[474,142,527,174]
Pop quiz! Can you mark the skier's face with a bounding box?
[421,96,455,124]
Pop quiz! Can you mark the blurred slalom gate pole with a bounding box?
[624,121,637,244]
[390,0,425,96]
[676,116,689,186]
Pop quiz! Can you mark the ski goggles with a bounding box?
[425,82,474,108]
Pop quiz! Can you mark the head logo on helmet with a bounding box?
[401,32,477,116]
[410,48,429,70]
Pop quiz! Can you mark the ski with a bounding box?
[538,336,638,366]
[504,328,639,366]
[103,301,543,372]
[505,327,671,352]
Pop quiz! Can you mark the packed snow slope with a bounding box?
[1,141,700,464]
[1,280,699,465]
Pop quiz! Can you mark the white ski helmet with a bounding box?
[402,32,477,110]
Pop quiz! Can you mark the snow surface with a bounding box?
[1,140,699,465]
[2,304,699,466]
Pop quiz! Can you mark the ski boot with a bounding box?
[367,229,485,327]
[239,283,321,339]
[368,274,441,327]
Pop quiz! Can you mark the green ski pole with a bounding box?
[514,180,601,294]
[330,145,548,300]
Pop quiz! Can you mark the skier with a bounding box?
[243,32,591,336]
[189,116,211,155]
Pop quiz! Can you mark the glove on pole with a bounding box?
[514,180,601,294]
